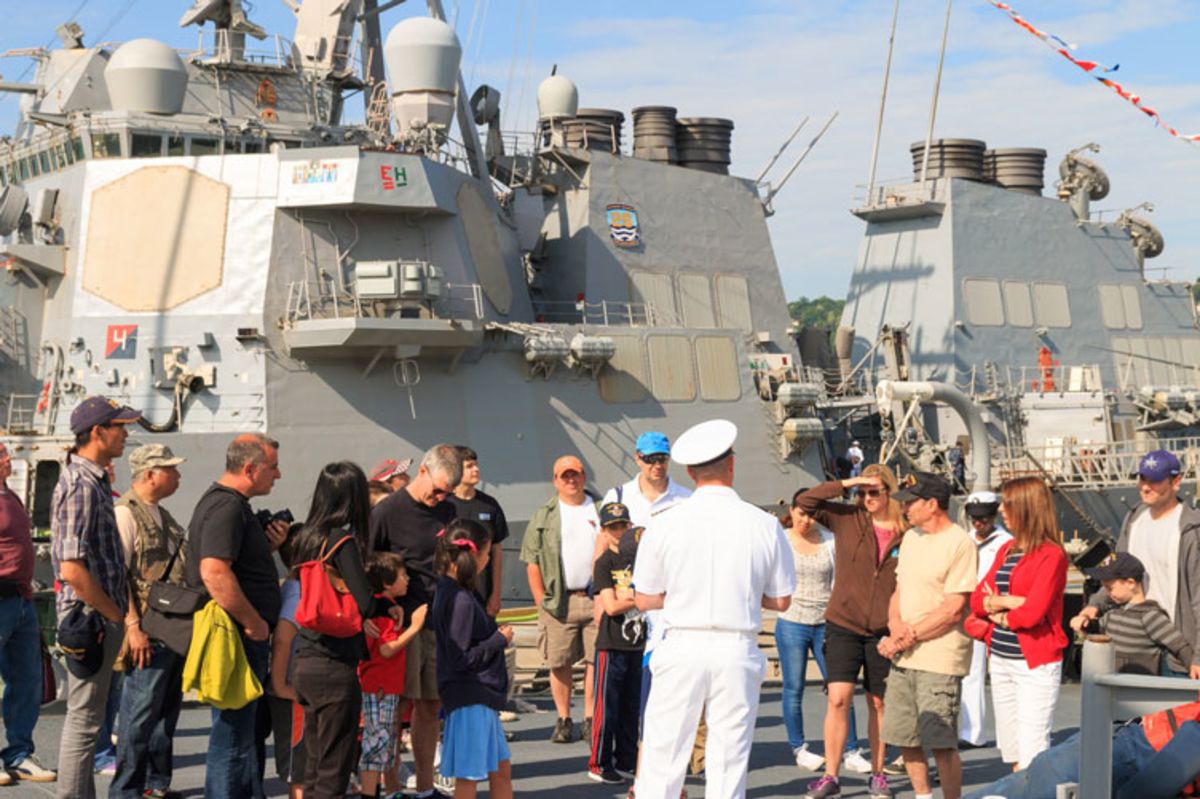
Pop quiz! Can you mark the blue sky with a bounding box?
[2,0,1199,300]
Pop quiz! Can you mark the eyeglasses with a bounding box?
[557,470,583,481]
[639,453,669,465]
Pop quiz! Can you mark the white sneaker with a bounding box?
[498,710,518,723]
[843,748,873,774]
[794,745,825,771]
[11,756,56,783]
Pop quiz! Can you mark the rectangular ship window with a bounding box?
[963,278,1004,326]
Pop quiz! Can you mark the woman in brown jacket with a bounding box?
[798,463,908,799]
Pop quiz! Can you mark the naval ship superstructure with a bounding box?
[0,1,825,599]
[809,138,1199,541]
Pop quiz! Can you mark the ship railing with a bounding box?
[188,30,296,70]
[530,300,657,327]
[284,280,487,324]
[851,175,946,210]
[4,394,39,435]
[992,436,1200,488]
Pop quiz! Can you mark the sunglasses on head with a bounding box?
[639,453,669,465]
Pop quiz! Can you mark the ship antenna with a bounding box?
[866,0,901,201]
[917,0,954,192]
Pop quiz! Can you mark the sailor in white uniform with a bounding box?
[632,419,796,799]
[958,490,1012,747]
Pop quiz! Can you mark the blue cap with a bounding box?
[69,395,141,436]
[635,431,670,456]
[1137,450,1181,482]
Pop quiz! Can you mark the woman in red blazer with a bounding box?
[966,477,1068,771]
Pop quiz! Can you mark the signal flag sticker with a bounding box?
[105,325,138,359]
[606,204,640,247]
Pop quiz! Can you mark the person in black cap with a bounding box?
[877,471,977,799]
[1071,448,1200,679]
[587,502,645,785]
[50,395,141,798]
[1080,552,1194,675]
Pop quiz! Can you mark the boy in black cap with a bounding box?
[587,502,646,785]
[1082,552,1194,675]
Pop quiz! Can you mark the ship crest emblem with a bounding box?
[606,204,640,248]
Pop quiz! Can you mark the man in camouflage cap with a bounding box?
[111,443,188,799]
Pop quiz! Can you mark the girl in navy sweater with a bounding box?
[433,519,514,799]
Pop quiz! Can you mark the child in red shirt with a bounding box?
[360,552,427,798]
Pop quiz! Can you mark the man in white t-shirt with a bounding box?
[1073,449,1200,678]
[520,455,601,743]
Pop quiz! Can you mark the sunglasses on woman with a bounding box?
[863,488,886,498]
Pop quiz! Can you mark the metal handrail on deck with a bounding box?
[283,280,486,324]
[993,436,1200,488]
[1070,637,1200,799]
[531,299,656,327]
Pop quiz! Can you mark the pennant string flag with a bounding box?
[984,0,1200,144]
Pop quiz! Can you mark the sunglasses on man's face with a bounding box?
[639,453,669,465]
[558,470,583,481]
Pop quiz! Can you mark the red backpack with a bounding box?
[295,535,362,638]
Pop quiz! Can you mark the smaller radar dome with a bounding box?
[537,75,578,120]
[384,17,462,95]
[105,39,188,115]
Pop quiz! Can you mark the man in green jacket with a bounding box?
[521,455,600,744]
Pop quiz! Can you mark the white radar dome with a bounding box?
[105,39,188,115]
[384,17,462,95]
[537,75,578,119]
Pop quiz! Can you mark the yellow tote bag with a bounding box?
[182,600,263,710]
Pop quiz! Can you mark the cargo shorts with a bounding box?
[537,594,597,669]
[881,665,963,749]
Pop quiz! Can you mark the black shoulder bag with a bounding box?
[139,540,208,657]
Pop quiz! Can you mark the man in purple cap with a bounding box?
[51,395,141,798]
[1072,449,1200,679]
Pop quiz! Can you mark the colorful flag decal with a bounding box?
[985,0,1198,144]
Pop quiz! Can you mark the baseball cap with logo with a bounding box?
[1136,450,1181,483]
[69,396,141,436]
[1084,552,1146,583]
[599,502,632,527]
[129,443,186,476]
[553,455,585,479]
[892,471,952,506]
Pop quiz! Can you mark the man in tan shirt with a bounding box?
[879,472,977,799]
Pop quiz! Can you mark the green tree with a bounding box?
[788,296,845,329]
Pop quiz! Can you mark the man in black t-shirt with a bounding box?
[446,446,510,617]
[184,433,287,799]
[588,502,646,785]
[368,443,462,798]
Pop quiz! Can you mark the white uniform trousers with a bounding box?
[958,639,989,745]
[634,629,765,799]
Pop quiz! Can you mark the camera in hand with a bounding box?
[254,508,294,528]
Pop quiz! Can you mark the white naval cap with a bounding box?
[671,419,738,466]
[965,490,999,505]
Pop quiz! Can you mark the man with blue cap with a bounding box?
[602,431,693,776]
[1071,449,1200,678]
[632,419,796,799]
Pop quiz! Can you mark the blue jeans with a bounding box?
[95,671,122,768]
[775,619,859,753]
[111,643,185,798]
[205,638,270,799]
[0,596,41,768]
[962,721,1198,799]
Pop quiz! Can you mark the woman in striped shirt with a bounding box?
[966,477,1068,771]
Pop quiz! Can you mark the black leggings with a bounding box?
[292,653,362,799]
